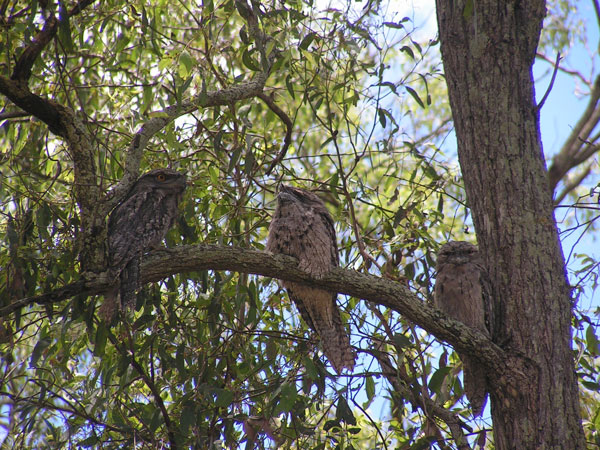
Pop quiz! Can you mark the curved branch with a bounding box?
[536,52,560,111]
[554,163,593,205]
[11,13,58,82]
[548,74,600,193]
[0,76,65,135]
[372,349,472,450]
[11,0,96,82]
[111,0,275,205]
[109,73,271,208]
[260,92,293,176]
[3,244,505,371]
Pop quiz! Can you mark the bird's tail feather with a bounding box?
[463,355,488,416]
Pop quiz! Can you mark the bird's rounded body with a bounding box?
[266,185,355,373]
[104,168,187,316]
[435,241,492,416]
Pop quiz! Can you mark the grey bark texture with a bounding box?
[435,1,585,448]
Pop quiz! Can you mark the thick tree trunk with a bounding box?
[435,1,585,449]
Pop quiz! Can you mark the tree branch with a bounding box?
[109,73,272,209]
[11,0,96,82]
[3,244,505,371]
[536,52,560,111]
[110,0,275,205]
[548,73,600,193]
[260,92,293,176]
[0,76,65,135]
[554,163,593,205]
[10,13,58,82]
[0,0,102,271]
[372,349,472,449]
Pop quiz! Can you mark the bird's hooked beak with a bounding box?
[276,185,295,204]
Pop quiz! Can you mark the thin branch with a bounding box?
[110,0,275,206]
[0,0,102,272]
[535,52,588,85]
[10,0,96,82]
[554,163,593,205]
[260,92,293,176]
[11,14,58,82]
[130,357,176,445]
[108,73,271,207]
[548,74,600,192]
[0,76,65,135]
[536,52,560,111]
[0,110,30,120]
[372,349,472,450]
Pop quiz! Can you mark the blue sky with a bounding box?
[395,0,600,311]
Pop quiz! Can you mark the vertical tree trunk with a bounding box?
[435,1,585,448]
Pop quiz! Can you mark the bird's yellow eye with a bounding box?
[156,173,166,182]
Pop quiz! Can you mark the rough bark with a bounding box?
[0,245,502,366]
[435,1,585,448]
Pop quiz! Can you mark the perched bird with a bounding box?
[434,241,493,416]
[102,168,187,319]
[266,185,356,373]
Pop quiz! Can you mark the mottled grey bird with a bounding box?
[434,241,493,416]
[266,185,356,373]
[102,169,187,319]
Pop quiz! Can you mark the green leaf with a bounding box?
[428,366,453,394]
[58,3,74,53]
[242,49,260,71]
[383,21,405,29]
[275,383,297,413]
[94,324,108,357]
[180,403,195,436]
[585,325,599,356]
[582,381,600,391]
[158,57,174,71]
[30,336,51,367]
[323,419,341,432]
[78,436,99,447]
[336,396,356,425]
[365,375,375,404]
[379,81,397,94]
[285,75,296,99]
[405,86,425,108]
[244,148,255,175]
[213,388,234,407]
[299,32,317,50]
[393,333,412,349]
[377,107,387,128]
[179,50,194,78]
[400,45,415,60]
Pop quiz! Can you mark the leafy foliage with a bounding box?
[0,0,598,449]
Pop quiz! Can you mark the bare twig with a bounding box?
[537,52,560,111]
[548,74,600,192]
[535,52,588,85]
[106,328,178,448]
[109,73,271,207]
[260,92,293,176]
[554,163,593,205]
[372,349,472,450]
